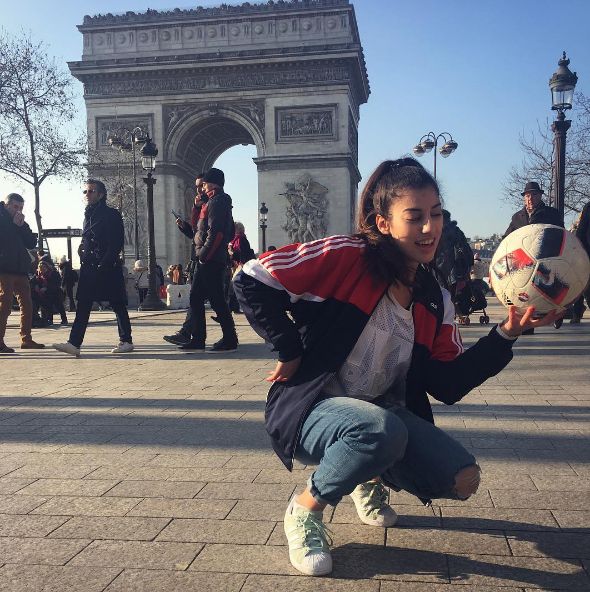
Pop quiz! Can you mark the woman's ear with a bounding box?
[375,214,390,235]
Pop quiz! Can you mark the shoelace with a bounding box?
[359,481,389,519]
[293,513,333,551]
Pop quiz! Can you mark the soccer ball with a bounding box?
[490,224,590,315]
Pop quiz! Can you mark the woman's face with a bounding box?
[376,186,443,270]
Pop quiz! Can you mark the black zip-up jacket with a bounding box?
[0,203,37,275]
[234,236,516,470]
[503,201,564,238]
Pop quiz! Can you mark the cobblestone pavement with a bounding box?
[0,301,588,591]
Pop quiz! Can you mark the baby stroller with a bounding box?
[454,279,489,326]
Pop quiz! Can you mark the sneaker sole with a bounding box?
[287,553,333,577]
[53,347,80,357]
[164,337,190,345]
[180,349,206,354]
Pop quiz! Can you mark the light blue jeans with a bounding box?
[294,396,478,506]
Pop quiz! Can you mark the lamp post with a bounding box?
[549,52,578,220]
[108,127,146,261]
[259,202,268,253]
[412,132,458,180]
[137,136,165,311]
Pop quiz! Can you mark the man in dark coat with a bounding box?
[53,180,133,356]
[0,193,45,353]
[503,181,565,333]
[175,168,238,353]
[572,200,590,323]
[503,181,564,238]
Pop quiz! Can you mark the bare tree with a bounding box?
[0,30,84,247]
[503,92,590,216]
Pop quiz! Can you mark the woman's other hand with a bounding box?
[266,357,302,382]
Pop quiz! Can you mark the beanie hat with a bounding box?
[203,168,225,188]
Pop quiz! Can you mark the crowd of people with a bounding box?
[1,161,589,579]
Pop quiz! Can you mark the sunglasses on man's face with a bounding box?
[83,189,98,195]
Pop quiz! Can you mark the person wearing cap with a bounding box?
[502,181,563,238]
[0,193,45,353]
[503,181,564,333]
[177,167,238,353]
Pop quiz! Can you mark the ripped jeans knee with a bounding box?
[454,464,481,500]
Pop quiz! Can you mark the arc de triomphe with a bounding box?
[68,0,369,269]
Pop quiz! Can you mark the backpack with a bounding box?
[70,269,79,283]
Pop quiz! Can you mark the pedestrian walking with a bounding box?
[53,180,133,356]
[234,157,563,577]
[0,193,45,353]
[133,260,149,304]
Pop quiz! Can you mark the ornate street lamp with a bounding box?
[137,136,165,311]
[259,202,269,253]
[549,52,578,219]
[412,132,458,180]
[108,127,146,261]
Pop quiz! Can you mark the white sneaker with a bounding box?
[284,496,333,576]
[53,342,81,357]
[350,480,397,527]
[111,342,134,354]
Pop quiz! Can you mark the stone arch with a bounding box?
[164,105,266,175]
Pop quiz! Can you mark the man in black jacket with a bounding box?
[177,168,238,353]
[53,180,133,356]
[503,181,564,238]
[503,181,565,333]
[0,193,45,353]
[163,172,206,346]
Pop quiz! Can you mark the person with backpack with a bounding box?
[227,221,255,314]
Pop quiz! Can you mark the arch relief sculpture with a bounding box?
[281,174,329,244]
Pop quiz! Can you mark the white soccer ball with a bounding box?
[490,224,590,315]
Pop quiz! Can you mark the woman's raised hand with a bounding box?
[267,357,302,382]
[499,306,566,337]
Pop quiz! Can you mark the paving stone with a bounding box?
[226,500,292,522]
[0,495,48,514]
[104,480,206,498]
[68,540,203,570]
[84,466,178,480]
[0,537,90,565]
[490,490,590,510]
[15,478,119,497]
[439,507,559,531]
[127,498,235,519]
[145,454,232,468]
[448,554,589,589]
[242,574,380,591]
[386,527,510,556]
[0,515,69,537]
[166,468,261,483]
[188,543,301,576]
[507,530,590,559]
[7,464,99,479]
[156,518,275,544]
[0,565,122,592]
[531,475,590,491]
[103,569,246,592]
[552,510,590,532]
[0,478,38,495]
[49,516,169,540]
[31,496,141,517]
[380,584,522,592]
[196,482,296,501]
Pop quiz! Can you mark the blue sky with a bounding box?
[1,0,589,257]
